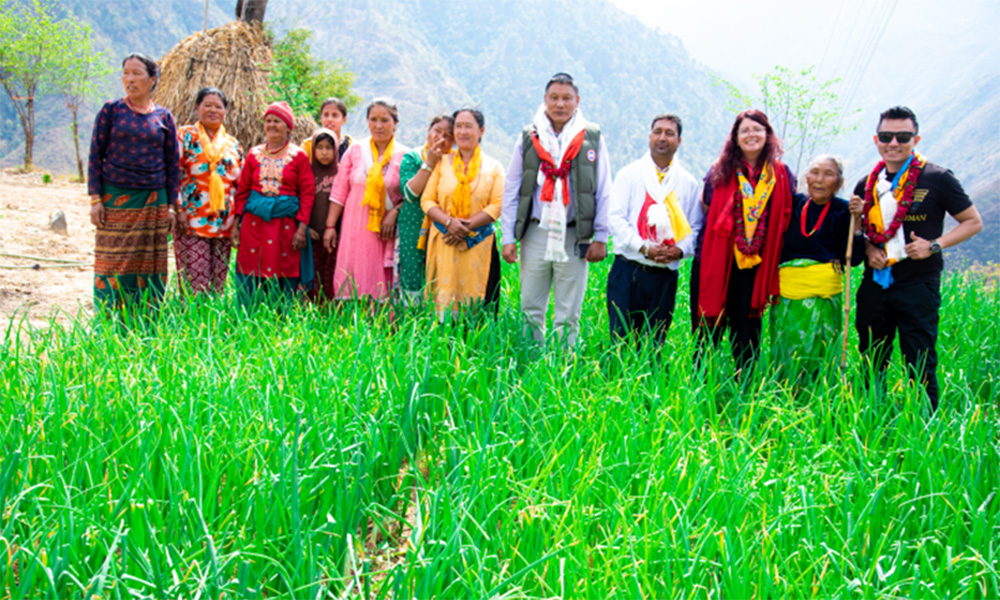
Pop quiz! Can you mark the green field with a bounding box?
[1,261,998,599]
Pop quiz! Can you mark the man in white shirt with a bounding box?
[607,114,703,341]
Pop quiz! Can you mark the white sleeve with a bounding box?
[609,165,644,254]
[677,176,703,259]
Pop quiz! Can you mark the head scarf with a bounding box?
[263,101,295,131]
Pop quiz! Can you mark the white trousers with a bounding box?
[519,222,589,346]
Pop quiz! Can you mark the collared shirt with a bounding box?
[608,156,703,271]
[500,134,613,245]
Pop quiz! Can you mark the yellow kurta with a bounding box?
[421,152,504,312]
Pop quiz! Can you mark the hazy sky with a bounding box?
[609,0,989,95]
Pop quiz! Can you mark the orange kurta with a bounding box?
[421,152,504,312]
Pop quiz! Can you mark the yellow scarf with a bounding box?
[450,146,481,219]
[655,168,692,243]
[362,137,395,233]
[779,262,843,300]
[734,164,776,270]
[197,122,228,214]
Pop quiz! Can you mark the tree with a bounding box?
[267,28,361,120]
[718,65,862,174]
[0,0,66,170]
[236,0,268,22]
[50,21,111,181]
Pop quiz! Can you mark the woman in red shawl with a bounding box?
[691,110,794,374]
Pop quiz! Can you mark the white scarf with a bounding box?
[359,136,392,211]
[640,152,680,245]
[532,104,588,262]
[875,171,908,264]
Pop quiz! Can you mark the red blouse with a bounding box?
[233,144,315,279]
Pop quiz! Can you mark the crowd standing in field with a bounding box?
[87,61,984,410]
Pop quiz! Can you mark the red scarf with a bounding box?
[698,162,792,319]
[530,129,586,206]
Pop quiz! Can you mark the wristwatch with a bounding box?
[420,162,433,173]
[930,239,942,254]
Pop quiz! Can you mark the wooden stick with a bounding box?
[841,214,857,369]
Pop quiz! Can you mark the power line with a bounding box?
[817,1,846,75]
[839,0,899,127]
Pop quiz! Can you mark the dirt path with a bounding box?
[0,169,96,328]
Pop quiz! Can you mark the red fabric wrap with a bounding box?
[530,129,586,206]
[637,192,674,246]
[698,163,792,320]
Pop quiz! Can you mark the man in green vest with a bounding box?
[500,72,612,346]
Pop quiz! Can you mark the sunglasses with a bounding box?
[877,131,916,144]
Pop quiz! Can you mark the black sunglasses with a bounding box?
[877,131,916,144]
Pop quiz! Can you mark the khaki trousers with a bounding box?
[519,222,589,346]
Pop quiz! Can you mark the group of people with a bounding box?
[87,56,983,409]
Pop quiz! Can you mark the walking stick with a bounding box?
[841,214,857,369]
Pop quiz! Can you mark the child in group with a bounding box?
[307,128,340,303]
[304,97,352,159]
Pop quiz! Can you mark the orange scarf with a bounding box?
[197,122,228,214]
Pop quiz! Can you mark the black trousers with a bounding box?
[856,278,941,409]
[483,241,501,316]
[691,258,762,373]
[607,255,679,342]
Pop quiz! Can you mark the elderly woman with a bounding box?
[422,108,504,316]
[692,109,794,373]
[88,53,179,311]
[175,87,243,295]
[232,101,315,307]
[323,99,408,301]
[771,154,857,379]
[396,114,454,303]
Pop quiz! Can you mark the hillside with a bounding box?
[260,0,736,173]
[2,0,731,176]
[2,0,995,263]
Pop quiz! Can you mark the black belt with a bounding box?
[620,255,670,273]
[529,217,576,227]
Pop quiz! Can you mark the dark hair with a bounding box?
[453,107,485,128]
[311,130,339,175]
[122,53,159,91]
[428,114,454,130]
[320,97,348,119]
[366,98,399,123]
[651,113,682,137]
[711,109,783,186]
[195,87,228,109]
[545,72,578,94]
[877,105,919,134]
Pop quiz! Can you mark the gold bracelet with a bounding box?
[89,196,104,205]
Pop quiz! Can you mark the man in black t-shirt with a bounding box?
[848,106,983,410]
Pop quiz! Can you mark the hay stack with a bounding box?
[157,21,317,152]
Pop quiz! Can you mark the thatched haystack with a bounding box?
[157,21,317,152]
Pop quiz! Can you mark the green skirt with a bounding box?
[770,292,843,379]
[93,184,169,309]
[396,200,426,293]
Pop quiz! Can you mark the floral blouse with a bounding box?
[177,124,243,237]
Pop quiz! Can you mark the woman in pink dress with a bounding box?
[323,99,408,301]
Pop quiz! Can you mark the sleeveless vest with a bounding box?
[515,123,601,242]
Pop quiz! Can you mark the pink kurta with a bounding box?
[331,138,407,299]
[233,144,315,279]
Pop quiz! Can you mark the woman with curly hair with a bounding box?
[691,109,795,373]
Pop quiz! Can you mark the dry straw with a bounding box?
[157,21,317,152]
